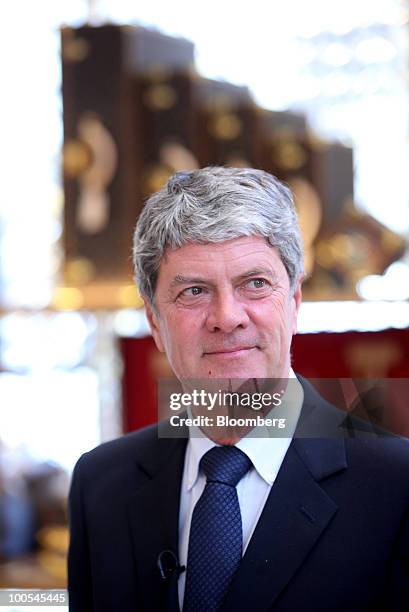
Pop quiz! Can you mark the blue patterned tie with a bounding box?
[183,446,252,612]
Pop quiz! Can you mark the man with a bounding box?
[68,167,409,611]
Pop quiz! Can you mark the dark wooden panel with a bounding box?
[61,25,194,286]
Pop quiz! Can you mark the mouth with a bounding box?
[204,347,257,358]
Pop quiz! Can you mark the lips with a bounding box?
[204,346,256,356]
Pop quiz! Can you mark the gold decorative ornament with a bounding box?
[159,141,199,171]
[143,84,178,110]
[273,140,307,171]
[143,164,173,195]
[61,30,90,63]
[63,140,93,177]
[207,113,242,140]
[315,233,370,268]
[75,113,118,235]
[288,177,323,276]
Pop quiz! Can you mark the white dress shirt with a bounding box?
[178,370,304,608]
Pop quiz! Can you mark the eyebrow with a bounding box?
[169,275,213,289]
[237,267,278,282]
[169,268,278,289]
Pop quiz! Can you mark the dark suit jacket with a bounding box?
[68,378,409,611]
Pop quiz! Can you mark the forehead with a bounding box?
[157,235,287,281]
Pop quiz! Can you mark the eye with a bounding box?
[183,286,203,296]
[242,278,273,298]
[247,278,267,289]
[176,286,206,303]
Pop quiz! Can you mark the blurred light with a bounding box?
[298,300,409,333]
[355,37,397,64]
[357,262,409,301]
[297,77,322,100]
[113,308,151,337]
[0,368,100,471]
[52,287,84,310]
[112,301,409,337]
[297,44,317,66]
[323,42,352,67]
[0,312,95,371]
[288,18,323,39]
[117,284,145,309]
[327,22,354,37]
[322,73,351,97]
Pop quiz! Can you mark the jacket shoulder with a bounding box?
[73,423,162,478]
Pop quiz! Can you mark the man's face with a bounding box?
[144,236,302,381]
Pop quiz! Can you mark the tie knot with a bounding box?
[200,446,252,487]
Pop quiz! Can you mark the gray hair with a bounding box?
[133,166,304,304]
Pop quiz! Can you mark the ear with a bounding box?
[144,297,165,353]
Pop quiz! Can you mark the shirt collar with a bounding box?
[185,369,303,490]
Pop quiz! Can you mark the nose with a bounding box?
[205,290,250,333]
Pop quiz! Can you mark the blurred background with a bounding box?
[1,0,409,596]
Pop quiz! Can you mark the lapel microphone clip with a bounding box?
[157,550,186,581]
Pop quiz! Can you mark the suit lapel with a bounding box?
[222,437,346,611]
[222,377,348,612]
[127,431,188,612]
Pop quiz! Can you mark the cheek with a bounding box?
[161,311,202,352]
[252,296,290,330]
[251,301,295,359]
[287,296,299,334]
